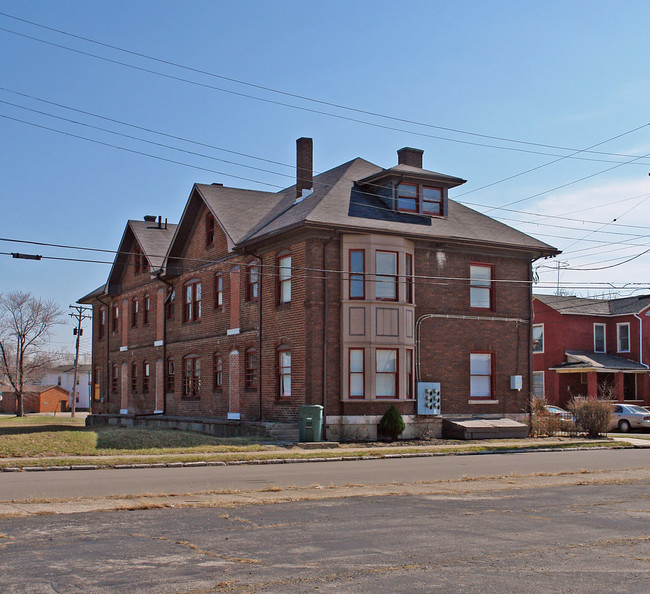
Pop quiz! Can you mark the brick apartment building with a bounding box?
[81,139,558,439]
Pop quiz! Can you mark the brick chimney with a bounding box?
[397,147,424,168]
[296,137,313,199]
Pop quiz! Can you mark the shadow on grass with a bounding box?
[0,425,89,436]
[93,427,252,451]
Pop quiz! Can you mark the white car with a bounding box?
[610,404,650,433]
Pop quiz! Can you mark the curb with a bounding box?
[0,444,633,473]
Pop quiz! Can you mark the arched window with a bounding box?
[183,355,201,397]
[111,364,119,394]
[247,263,258,301]
[165,287,175,320]
[112,303,119,332]
[206,214,215,246]
[142,361,150,393]
[166,358,175,392]
[213,353,223,390]
[183,280,202,322]
[98,307,106,340]
[92,367,100,402]
[277,346,291,398]
[143,295,151,325]
[131,361,138,393]
[131,298,139,327]
[214,273,223,308]
[277,252,291,305]
[245,348,258,389]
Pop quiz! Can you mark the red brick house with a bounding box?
[532,294,650,407]
[81,139,557,439]
[0,385,70,414]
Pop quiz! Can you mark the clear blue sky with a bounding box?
[2,0,650,356]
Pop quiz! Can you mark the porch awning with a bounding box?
[550,350,649,373]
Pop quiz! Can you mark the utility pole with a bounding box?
[69,305,92,417]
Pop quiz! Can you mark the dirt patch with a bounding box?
[1,466,647,519]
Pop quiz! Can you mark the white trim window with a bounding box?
[532,371,544,397]
[532,324,544,354]
[617,322,630,353]
[593,323,606,353]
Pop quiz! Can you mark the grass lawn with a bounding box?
[0,414,272,458]
[0,414,628,469]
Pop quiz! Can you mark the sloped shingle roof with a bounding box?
[201,157,557,255]
[534,293,650,316]
[550,350,648,371]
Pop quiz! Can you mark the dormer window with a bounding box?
[397,183,418,211]
[422,186,442,215]
[396,183,444,216]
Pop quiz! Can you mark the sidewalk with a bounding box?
[610,435,650,448]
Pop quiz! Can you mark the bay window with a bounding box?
[349,348,365,398]
[349,250,365,299]
[376,251,398,301]
[376,349,397,398]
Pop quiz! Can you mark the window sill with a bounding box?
[467,399,499,405]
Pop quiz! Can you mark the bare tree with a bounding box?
[0,291,65,416]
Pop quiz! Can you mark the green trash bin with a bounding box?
[298,405,324,442]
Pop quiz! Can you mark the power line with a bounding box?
[0,113,285,188]
[0,86,296,171]
[0,98,295,180]
[3,10,650,161]
[3,88,650,236]
[5,236,650,292]
[2,21,650,165]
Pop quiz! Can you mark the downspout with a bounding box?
[322,233,337,438]
[157,273,176,415]
[97,294,111,414]
[633,314,649,369]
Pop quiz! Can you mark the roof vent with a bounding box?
[143,215,157,222]
[397,147,424,168]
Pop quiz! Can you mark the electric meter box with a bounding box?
[417,382,441,415]
[510,375,523,390]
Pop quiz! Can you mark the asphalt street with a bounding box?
[1,448,649,502]
[0,480,648,593]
